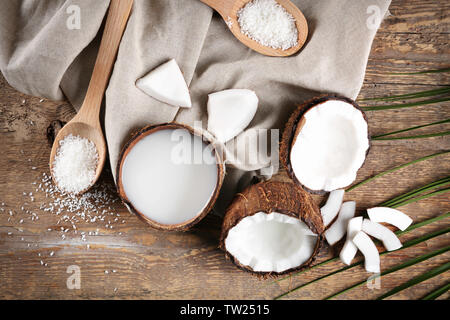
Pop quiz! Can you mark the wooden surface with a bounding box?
[0,0,449,300]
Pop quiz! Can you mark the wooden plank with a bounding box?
[0,0,449,300]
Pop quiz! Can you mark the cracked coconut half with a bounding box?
[220,179,324,276]
[281,94,370,193]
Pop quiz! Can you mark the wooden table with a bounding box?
[0,0,449,300]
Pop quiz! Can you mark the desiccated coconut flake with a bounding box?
[52,134,98,194]
[237,0,298,50]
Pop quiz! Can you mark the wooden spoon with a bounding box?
[200,0,308,57]
[49,0,134,194]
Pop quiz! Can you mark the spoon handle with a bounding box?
[78,0,134,125]
[199,0,234,17]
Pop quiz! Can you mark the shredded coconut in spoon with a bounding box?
[52,134,98,194]
[237,0,298,50]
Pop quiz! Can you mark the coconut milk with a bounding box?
[121,128,218,225]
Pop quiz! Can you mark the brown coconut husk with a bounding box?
[220,179,324,277]
[280,94,371,194]
[116,122,225,232]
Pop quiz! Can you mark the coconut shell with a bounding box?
[280,94,371,194]
[116,122,225,232]
[220,180,324,277]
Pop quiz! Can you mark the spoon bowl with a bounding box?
[49,120,107,194]
[200,0,308,57]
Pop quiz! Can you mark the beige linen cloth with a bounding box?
[0,0,391,213]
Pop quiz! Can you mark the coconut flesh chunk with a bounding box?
[352,231,380,273]
[207,89,258,143]
[367,207,413,231]
[290,99,369,192]
[339,216,363,265]
[362,219,402,251]
[136,59,192,108]
[224,212,318,273]
[320,189,345,226]
[324,201,356,245]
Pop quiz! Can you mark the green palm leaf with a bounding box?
[387,67,450,75]
[359,87,450,102]
[361,96,450,111]
[273,217,450,300]
[346,152,449,192]
[372,119,450,139]
[372,131,450,140]
[421,282,450,300]
[376,262,450,300]
[324,246,450,300]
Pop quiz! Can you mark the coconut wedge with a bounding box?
[136,59,192,108]
[221,180,324,276]
[281,95,370,193]
[320,189,345,227]
[116,123,224,231]
[324,201,356,246]
[367,207,413,231]
[207,89,258,143]
[352,231,380,273]
[362,219,402,251]
[339,216,363,265]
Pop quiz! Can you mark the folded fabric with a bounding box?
[0,0,391,214]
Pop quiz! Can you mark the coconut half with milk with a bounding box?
[116,123,224,231]
[281,94,370,193]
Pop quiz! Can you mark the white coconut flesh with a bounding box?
[367,207,413,231]
[290,100,369,192]
[120,128,218,226]
[136,59,192,108]
[362,219,402,251]
[324,201,356,246]
[225,212,318,273]
[207,89,259,143]
[352,231,380,273]
[320,189,345,226]
[339,216,363,265]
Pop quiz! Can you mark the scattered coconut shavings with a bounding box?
[226,16,233,28]
[52,134,98,194]
[237,0,298,50]
[3,170,123,245]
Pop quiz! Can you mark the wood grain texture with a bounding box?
[0,0,449,300]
